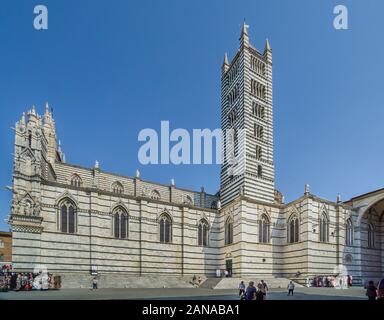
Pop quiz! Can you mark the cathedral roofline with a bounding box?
[344,187,384,204]
[54,161,218,198]
[283,193,352,210]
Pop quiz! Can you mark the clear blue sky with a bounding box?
[1,0,383,231]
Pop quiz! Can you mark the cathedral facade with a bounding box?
[7,23,383,285]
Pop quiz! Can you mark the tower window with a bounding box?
[257,165,262,177]
[250,56,266,76]
[227,84,239,106]
[228,111,237,126]
[252,102,265,119]
[251,79,266,99]
[255,145,262,160]
[254,124,264,139]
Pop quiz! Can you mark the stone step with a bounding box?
[199,277,222,289]
[59,274,196,289]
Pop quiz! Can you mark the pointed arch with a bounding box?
[259,213,270,243]
[112,205,128,239]
[345,218,353,246]
[225,216,234,245]
[287,213,299,243]
[150,190,161,201]
[184,195,193,206]
[55,190,79,208]
[19,148,36,162]
[319,211,329,242]
[69,174,82,188]
[111,181,124,194]
[198,218,210,247]
[58,197,77,234]
[159,212,172,243]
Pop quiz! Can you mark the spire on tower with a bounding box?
[45,102,49,115]
[241,19,249,36]
[222,52,230,74]
[223,52,229,65]
[264,38,271,52]
[21,112,26,127]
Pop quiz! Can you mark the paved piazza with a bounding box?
[0,287,367,300]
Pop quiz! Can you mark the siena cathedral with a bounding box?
[7,23,383,287]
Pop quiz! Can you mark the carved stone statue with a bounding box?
[33,203,41,216]
[24,200,33,216]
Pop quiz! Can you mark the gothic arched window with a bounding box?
[184,195,193,206]
[198,219,210,247]
[319,212,329,243]
[59,199,76,234]
[151,190,161,201]
[288,214,299,243]
[345,218,353,246]
[113,207,128,239]
[259,214,270,243]
[225,217,234,245]
[70,174,82,188]
[367,223,374,248]
[159,213,172,243]
[112,181,124,194]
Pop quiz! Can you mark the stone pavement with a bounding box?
[0,287,367,300]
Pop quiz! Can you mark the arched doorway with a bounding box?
[358,199,384,281]
[346,189,384,284]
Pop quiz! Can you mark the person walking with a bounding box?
[238,281,245,297]
[366,281,377,301]
[261,280,268,298]
[92,276,98,290]
[256,283,266,300]
[287,281,295,296]
[245,281,256,300]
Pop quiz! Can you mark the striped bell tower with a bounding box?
[220,21,275,205]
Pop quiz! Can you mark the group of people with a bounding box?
[239,280,296,300]
[0,271,60,292]
[1,265,13,273]
[238,280,271,300]
[309,275,353,288]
